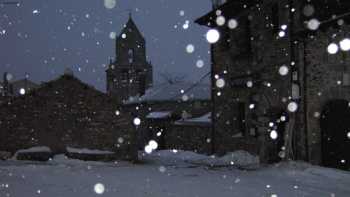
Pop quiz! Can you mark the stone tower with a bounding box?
[106,15,153,102]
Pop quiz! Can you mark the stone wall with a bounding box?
[208,0,294,158]
[304,26,350,164]
[198,0,350,165]
[167,124,260,157]
[165,124,212,154]
[123,99,211,149]
[0,75,137,161]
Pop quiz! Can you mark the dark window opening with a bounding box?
[128,49,134,64]
[272,3,279,32]
[121,69,129,82]
[246,18,252,55]
[138,75,146,95]
[238,102,246,136]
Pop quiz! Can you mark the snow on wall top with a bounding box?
[67,147,114,155]
[17,146,52,153]
[146,111,172,119]
[175,112,212,126]
[125,82,211,104]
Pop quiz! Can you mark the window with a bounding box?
[128,49,134,64]
[292,71,298,81]
[343,73,350,86]
[138,74,146,95]
[229,16,252,56]
[135,70,142,82]
[245,18,252,54]
[121,69,129,82]
[292,83,300,99]
[237,102,246,136]
[272,3,279,32]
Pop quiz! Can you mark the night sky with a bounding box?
[0,0,211,91]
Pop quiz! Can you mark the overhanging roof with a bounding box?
[195,0,257,27]
[174,112,212,126]
[146,111,172,119]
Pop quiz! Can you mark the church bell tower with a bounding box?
[106,15,153,102]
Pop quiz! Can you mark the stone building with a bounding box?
[0,72,39,97]
[0,72,40,106]
[196,0,350,169]
[0,73,137,161]
[124,82,211,152]
[106,15,153,103]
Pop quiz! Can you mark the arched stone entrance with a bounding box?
[321,99,350,170]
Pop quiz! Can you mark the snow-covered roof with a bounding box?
[125,82,210,104]
[195,0,258,27]
[146,111,172,119]
[174,112,212,126]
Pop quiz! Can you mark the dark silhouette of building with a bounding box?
[106,15,153,103]
[196,0,350,169]
[124,81,211,151]
[0,73,137,161]
[0,72,39,105]
[0,72,39,97]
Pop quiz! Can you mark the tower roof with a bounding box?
[119,15,144,40]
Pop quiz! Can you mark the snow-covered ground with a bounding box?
[0,150,349,197]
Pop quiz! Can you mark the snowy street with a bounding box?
[1,151,350,197]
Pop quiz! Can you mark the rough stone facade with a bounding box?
[196,0,292,161]
[167,124,212,154]
[196,0,350,167]
[167,123,260,156]
[0,72,39,104]
[303,27,350,167]
[106,16,153,103]
[124,99,211,150]
[0,74,137,161]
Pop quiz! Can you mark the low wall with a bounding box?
[166,124,212,154]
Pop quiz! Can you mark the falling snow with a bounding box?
[307,19,320,30]
[206,29,220,44]
[287,102,298,112]
[216,16,226,26]
[19,88,26,95]
[186,44,195,53]
[270,130,278,140]
[104,0,116,9]
[196,59,204,68]
[0,1,350,196]
[133,117,141,126]
[340,38,350,51]
[279,65,289,76]
[327,43,339,54]
[216,78,225,88]
[94,183,105,194]
[228,19,238,29]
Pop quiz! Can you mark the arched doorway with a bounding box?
[321,100,350,170]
